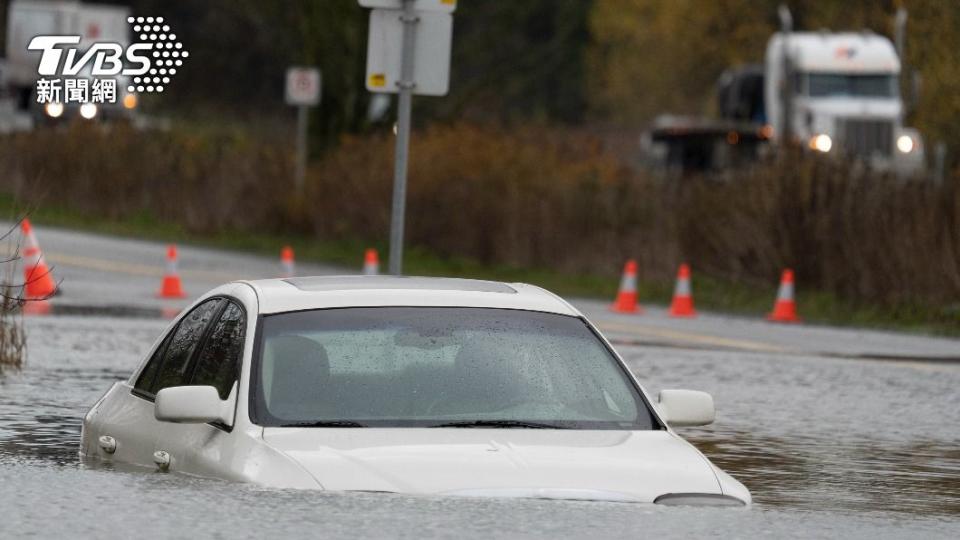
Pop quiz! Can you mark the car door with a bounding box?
[84,297,223,468]
[151,299,247,478]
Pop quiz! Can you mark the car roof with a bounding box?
[237,275,582,316]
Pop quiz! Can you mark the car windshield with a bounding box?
[803,73,897,98]
[252,307,656,430]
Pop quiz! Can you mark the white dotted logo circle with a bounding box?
[126,15,186,95]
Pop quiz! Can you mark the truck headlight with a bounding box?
[45,102,64,118]
[896,134,915,153]
[654,493,747,507]
[809,134,832,153]
[79,103,98,120]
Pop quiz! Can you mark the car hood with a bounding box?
[261,428,722,502]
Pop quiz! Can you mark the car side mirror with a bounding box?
[155,384,236,426]
[658,389,715,427]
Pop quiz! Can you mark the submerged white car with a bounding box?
[81,276,750,506]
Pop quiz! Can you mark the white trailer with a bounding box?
[647,8,926,177]
[765,31,924,174]
[5,0,138,123]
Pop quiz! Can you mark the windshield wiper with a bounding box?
[430,420,570,429]
[279,420,367,428]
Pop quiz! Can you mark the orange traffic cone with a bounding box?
[669,263,697,318]
[363,248,379,275]
[610,259,642,313]
[280,245,295,277]
[767,268,800,323]
[20,219,58,299]
[157,244,186,299]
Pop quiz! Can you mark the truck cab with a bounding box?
[765,32,923,175]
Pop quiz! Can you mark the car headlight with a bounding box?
[654,493,747,507]
[79,103,98,120]
[809,133,832,153]
[897,134,915,153]
[45,102,64,118]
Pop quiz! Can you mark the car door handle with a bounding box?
[98,435,117,454]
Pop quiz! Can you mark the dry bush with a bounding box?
[308,124,678,277]
[0,122,293,235]
[0,223,27,372]
[0,287,26,372]
[680,154,960,304]
[0,122,957,312]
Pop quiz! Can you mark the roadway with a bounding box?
[7,221,960,362]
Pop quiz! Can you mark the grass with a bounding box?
[2,193,958,337]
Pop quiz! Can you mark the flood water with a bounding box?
[2,315,959,538]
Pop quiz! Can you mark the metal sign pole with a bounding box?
[286,67,320,196]
[778,4,793,146]
[294,105,308,195]
[388,0,418,276]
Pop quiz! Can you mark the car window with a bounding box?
[254,307,656,430]
[134,332,172,394]
[148,298,223,394]
[191,301,245,399]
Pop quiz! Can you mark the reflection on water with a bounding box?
[2,315,959,538]
[692,431,960,517]
[20,302,178,319]
[622,345,960,523]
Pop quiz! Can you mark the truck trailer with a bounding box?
[4,0,139,125]
[647,12,924,176]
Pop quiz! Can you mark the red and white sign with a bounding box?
[285,67,321,106]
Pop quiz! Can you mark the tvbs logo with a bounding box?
[30,16,187,100]
[29,36,152,76]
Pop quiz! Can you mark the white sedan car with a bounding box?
[81,276,750,506]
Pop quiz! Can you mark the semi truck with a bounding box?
[647,9,924,176]
[4,0,139,125]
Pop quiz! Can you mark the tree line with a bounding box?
[4,0,955,164]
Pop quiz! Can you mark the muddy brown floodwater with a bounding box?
[2,315,959,538]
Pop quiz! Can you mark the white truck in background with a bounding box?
[3,0,139,126]
[647,7,925,176]
[765,31,923,174]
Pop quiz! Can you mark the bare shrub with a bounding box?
[0,285,26,372]
[0,123,293,235]
[308,124,678,277]
[0,223,27,373]
[679,153,960,304]
[0,123,957,315]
